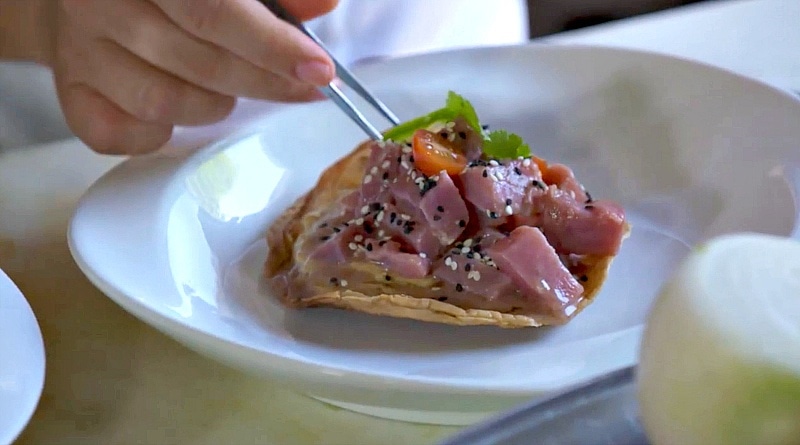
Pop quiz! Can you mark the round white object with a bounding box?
[638,233,800,445]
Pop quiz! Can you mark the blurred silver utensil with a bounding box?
[258,0,400,140]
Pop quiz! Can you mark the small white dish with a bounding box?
[68,44,800,426]
[0,269,45,445]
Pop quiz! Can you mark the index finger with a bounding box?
[149,0,337,86]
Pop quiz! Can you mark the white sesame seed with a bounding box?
[467,271,476,280]
[377,230,385,237]
[461,246,470,254]
[411,171,417,180]
[381,160,391,169]
[445,122,455,129]
[402,146,412,154]
[360,205,370,215]
[450,261,458,271]
[370,166,379,175]
[445,257,453,266]
[505,205,514,215]
[354,235,363,242]
[474,253,482,260]
[522,158,531,167]
[432,286,441,291]
[485,209,492,217]
[570,190,576,199]
[463,239,473,247]
[348,243,357,250]
[419,252,427,258]
[376,211,385,222]
[401,161,410,170]
[340,279,348,287]
[448,133,456,142]
[489,160,499,166]
[363,174,373,184]
[355,218,364,225]
[473,271,481,281]
[400,214,411,220]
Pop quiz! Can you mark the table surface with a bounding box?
[3,0,799,443]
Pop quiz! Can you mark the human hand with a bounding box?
[47,0,338,155]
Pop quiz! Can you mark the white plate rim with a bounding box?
[0,268,46,445]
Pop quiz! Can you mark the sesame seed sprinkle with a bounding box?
[340,279,348,287]
[363,174,372,184]
[489,160,499,167]
[354,235,363,242]
[505,205,514,215]
[522,158,531,167]
[348,243,357,251]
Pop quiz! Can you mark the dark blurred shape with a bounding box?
[528,0,712,37]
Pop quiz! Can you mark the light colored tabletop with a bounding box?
[2,0,798,443]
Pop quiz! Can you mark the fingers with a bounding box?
[62,0,329,102]
[149,0,336,86]
[56,82,173,155]
[73,38,235,126]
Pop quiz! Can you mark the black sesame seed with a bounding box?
[585,191,594,203]
[580,275,589,282]
[458,220,466,228]
[505,198,512,206]
[437,296,448,301]
[473,244,482,252]
[514,167,522,175]
[437,205,444,212]
[481,124,490,130]
[329,277,338,283]
[409,155,415,163]
[439,131,448,138]
[320,235,330,241]
[390,212,397,223]
[333,227,341,233]
[382,172,389,180]
[585,205,595,210]
[364,222,374,234]
[433,215,442,221]
[366,243,373,251]
[319,222,328,228]
[489,211,498,219]
[396,156,402,163]
[403,226,413,234]
[379,240,388,247]
[385,275,391,281]
[482,170,488,178]
[465,263,472,272]
[455,283,464,292]
[458,131,467,139]
[466,253,474,259]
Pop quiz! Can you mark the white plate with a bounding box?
[0,269,45,445]
[68,44,800,426]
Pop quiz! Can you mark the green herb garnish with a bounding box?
[482,130,531,159]
[383,91,531,160]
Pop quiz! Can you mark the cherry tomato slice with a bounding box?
[411,129,467,176]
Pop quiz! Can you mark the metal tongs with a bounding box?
[259,0,400,140]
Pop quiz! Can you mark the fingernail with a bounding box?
[295,60,334,86]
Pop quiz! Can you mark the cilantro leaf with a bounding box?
[444,91,481,133]
[482,130,532,159]
[383,91,481,141]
